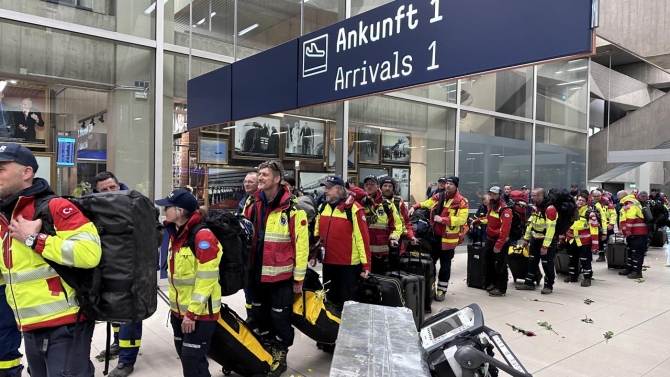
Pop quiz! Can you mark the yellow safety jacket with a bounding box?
[566,206,600,250]
[593,202,609,232]
[416,191,469,251]
[360,192,402,255]
[524,204,558,248]
[0,194,101,332]
[166,211,222,320]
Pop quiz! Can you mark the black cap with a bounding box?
[155,189,198,212]
[571,183,579,188]
[378,176,396,190]
[445,176,459,188]
[363,175,378,184]
[0,143,38,172]
[437,177,447,183]
[321,174,345,187]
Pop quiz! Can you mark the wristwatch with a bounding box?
[25,233,39,250]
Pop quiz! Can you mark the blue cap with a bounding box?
[363,175,378,184]
[0,143,38,172]
[321,174,345,187]
[155,189,198,212]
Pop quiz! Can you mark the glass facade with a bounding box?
[0,1,588,205]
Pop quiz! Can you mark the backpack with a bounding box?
[318,202,353,224]
[188,210,253,297]
[34,191,160,323]
[544,188,579,236]
[410,207,432,239]
[498,205,525,241]
[586,205,604,234]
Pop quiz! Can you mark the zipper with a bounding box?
[168,244,180,316]
[376,276,406,307]
[4,197,23,329]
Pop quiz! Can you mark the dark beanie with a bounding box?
[378,176,396,190]
[446,176,459,188]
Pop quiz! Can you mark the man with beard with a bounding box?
[379,176,418,269]
[517,188,558,294]
[570,184,580,199]
[483,187,513,297]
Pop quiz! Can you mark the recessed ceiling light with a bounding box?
[134,117,143,121]
[197,18,205,25]
[239,24,259,36]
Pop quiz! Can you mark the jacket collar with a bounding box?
[165,210,203,243]
[255,185,293,212]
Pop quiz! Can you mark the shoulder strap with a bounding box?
[319,201,353,224]
[437,191,445,216]
[394,196,401,212]
[382,199,392,218]
[187,223,208,254]
[33,194,59,236]
[318,202,327,214]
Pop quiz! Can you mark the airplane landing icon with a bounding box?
[303,34,328,77]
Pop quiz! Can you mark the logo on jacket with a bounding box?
[378,208,385,216]
[280,215,288,226]
[198,241,211,250]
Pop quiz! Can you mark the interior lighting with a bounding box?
[210,12,217,17]
[239,24,259,36]
[197,18,205,25]
[144,0,168,15]
[98,114,105,123]
[0,81,6,93]
[557,80,586,86]
[567,66,587,72]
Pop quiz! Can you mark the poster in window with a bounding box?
[232,117,281,159]
[328,124,356,170]
[198,138,228,165]
[298,171,330,200]
[206,168,249,211]
[284,116,325,159]
[358,167,388,188]
[173,110,187,134]
[357,126,380,165]
[392,167,410,202]
[0,84,50,148]
[381,131,411,164]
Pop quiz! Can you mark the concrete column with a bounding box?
[636,162,651,193]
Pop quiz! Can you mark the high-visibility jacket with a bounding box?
[314,196,371,271]
[358,190,402,256]
[0,194,102,331]
[384,195,415,240]
[565,206,599,251]
[165,211,222,321]
[592,201,609,232]
[486,201,513,251]
[414,191,469,251]
[619,194,648,238]
[246,187,309,283]
[524,204,558,248]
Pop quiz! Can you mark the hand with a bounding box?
[293,280,304,294]
[410,237,419,245]
[31,113,39,121]
[9,215,42,244]
[360,270,370,279]
[390,239,399,247]
[433,215,443,224]
[522,240,528,248]
[540,246,548,255]
[601,235,607,241]
[494,248,501,254]
[309,258,317,267]
[181,316,196,334]
[408,207,415,216]
[19,124,26,131]
[607,225,614,230]
[428,181,434,187]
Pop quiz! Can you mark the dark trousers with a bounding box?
[430,240,455,286]
[0,288,22,376]
[24,319,95,377]
[322,264,362,310]
[599,228,614,256]
[568,243,593,279]
[370,254,389,275]
[169,315,216,377]
[249,279,295,349]
[524,238,557,289]
[112,322,143,365]
[626,235,648,273]
[243,284,253,319]
[484,240,509,293]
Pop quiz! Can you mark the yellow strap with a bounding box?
[119,340,142,348]
[0,357,21,368]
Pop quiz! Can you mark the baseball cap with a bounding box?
[488,186,501,194]
[521,185,528,190]
[321,174,345,187]
[639,190,649,196]
[363,175,378,184]
[437,177,447,183]
[0,143,38,172]
[155,189,198,212]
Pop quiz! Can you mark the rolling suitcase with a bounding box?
[554,243,571,275]
[386,270,426,330]
[650,229,667,247]
[466,241,486,289]
[359,274,405,307]
[398,242,436,311]
[607,234,628,269]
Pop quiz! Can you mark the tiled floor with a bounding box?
[18,244,670,376]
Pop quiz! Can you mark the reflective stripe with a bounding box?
[261,265,293,277]
[191,292,209,304]
[211,299,221,308]
[369,223,389,230]
[170,302,189,313]
[293,268,306,280]
[61,232,101,267]
[265,232,290,242]
[183,343,201,349]
[7,266,58,283]
[0,357,21,368]
[119,340,142,348]
[196,270,219,279]
[370,245,389,253]
[16,297,78,319]
[172,278,195,286]
[545,223,556,228]
[629,223,647,227]
[113,326,120,333]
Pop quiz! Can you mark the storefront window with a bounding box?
[537,59,589,128]
[535,126,586,190]
[460,67,534,118]
[166,0,236,56]
[235,0,302,59]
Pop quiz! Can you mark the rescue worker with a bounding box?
[570,184,580,199]
[237,172,258,215]
[563,194,599,287]
[482,187,513,297]
[157,189,222,377]
[0,275,23,377]
[93,171,142,377]
[590,190,611,263]
[426,177,447,198]
[379,176,418,269]
[0,143,102,376]
[245,161,308,377]
[472,194,489,244]
[356,175,402,275]
[517,188,558,294]
[409,176,469,301]
[502,184,512,203]
[650,188,663,203]
[617,190,648,280]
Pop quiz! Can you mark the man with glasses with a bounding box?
[591,189,614,262]
[237,172,258,215]
[245,161,308,377]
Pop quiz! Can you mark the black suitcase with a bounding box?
[554,243,571,275]
[386,270,426,330]
[650,229,667,247]
[607,234,628,269]
[466,242,486,289]
[398,242,436,311]
[359,274,405,307]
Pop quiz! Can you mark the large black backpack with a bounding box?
[545,188,579,236]
[498,205,525,241]
[410,207,432,239]
[188,210,253,297]
[34,190,160,323]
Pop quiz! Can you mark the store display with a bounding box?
[358,126,381,164]
[207,168,248,211]
[199,137,228,165]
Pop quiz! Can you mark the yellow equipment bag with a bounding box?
[508,244,529,258]
[292,269,342,344]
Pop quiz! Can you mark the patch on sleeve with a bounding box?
[361,216,366,222]
[504,213,510,218]
[57,206,80,219]
[198,241,211,250]
[301,219,307,226]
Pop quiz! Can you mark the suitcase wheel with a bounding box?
[222,369,231,376]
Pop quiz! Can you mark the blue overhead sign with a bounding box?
[188,0,595,129]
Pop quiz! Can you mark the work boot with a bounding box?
[618,269,631,276]
[108,363,134,377]
[581,279,592,287]
[541,287,553,294]
[515,284,535,291]
[268,348,288,377]
[321,343,336,353]
[485,284,496,292]
[564,277,578,283]
[488,288,505,297]
[435,290,446,302]
[596,255,605,262]
[628,271,643,279]
[425,305,432,314]
[97,343,120,359]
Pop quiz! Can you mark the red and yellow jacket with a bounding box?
[0,191,101,331]
[314,195,371,272]
[414,190,469,251]
[246,186,309,283]
[524,204,558,248]
[619,194,648,238]
[165,211,222,321]
[392,196,415,240]
[354,188,402,256]
[565,206,599,251]
[486,201,513,251]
